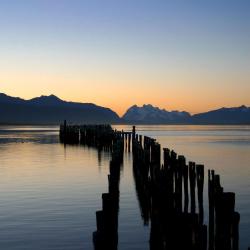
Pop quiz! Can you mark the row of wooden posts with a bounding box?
[60,122,241,250]
[60,121,125,249]
[92,132,124,249]
[132,134,240,250]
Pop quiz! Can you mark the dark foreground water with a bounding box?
[0,125,249,249]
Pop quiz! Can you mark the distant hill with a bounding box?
[0,93,120,124]
[191,105,250,124]
[122,104,191,124]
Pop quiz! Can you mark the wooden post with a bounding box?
[208,169,215,250]
[139,134,142,145]
[132,126,136,141]
[189,162,196,214]
[183,163,189,213]
[197,164,204,224]
[232,212,240,250]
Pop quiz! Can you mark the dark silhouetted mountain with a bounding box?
[122,104,191,124]
[28,94,64,106]
[191,105,250,124]
[1,93,249,124]
[0,93,25,104]
[0,93,120,124]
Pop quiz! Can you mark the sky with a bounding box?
[0,0,249,116]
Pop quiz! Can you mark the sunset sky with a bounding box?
[0,0,249,116]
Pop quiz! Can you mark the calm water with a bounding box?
[0,125,249,249]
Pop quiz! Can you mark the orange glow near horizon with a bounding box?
[1,69,250,117]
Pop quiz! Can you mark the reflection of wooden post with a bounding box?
[183,163,189,213]
[92,129,123,250]
[177,155,185,213]
[201,225,208,250]
[128,133,131,152]
[232,212,240,250]
[197,164,204,224]
[189,162,196,214]
[96,210,104,232]
[215,192,235,250]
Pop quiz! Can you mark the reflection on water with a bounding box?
[114,125,250,250]
[0,126,58,144]
[0,125,249,249]
[0,126,112,249]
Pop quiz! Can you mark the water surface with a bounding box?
[0,125,249,249]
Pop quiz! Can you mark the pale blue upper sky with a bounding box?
[0,0,249,114]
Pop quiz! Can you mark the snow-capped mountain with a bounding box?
[122,104,191,123]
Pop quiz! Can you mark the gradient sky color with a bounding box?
[0,0,250,116]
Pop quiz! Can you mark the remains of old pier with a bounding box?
[60,121,240,250]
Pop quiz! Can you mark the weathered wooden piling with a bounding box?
[93,130,124,250]
[196,164,204,224]
[189,161,196,214]
[208,169,240,250]
[132,125,136,141]
[183,162,189,213]
[208,169,215,250]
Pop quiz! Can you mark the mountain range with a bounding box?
[123,104,191,124]
[123,104,250,124]
[0,93,249,124]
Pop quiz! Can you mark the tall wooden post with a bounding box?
[132,126,136,141]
